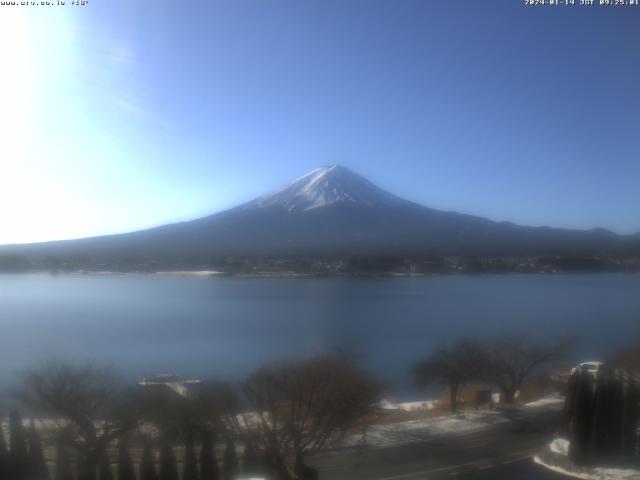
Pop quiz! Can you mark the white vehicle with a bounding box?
[570,361,603,377]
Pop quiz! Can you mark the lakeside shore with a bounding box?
[3,268,640,277]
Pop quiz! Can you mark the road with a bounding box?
[308,406,565,480]
[453,458,570,480]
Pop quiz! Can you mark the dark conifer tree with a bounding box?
[28,421,50,480]
[9,410,30,480]
[117,438,136,480]
[97,453,113,480]
[569,369,596,465]
[198,429,218,480]
[264,453,289,480]
[139,442,157,480]
[622,374,640,460]
[54,442,74,480]
[0,420,9,480]
[182,434,198,480]
[560,369,579,436]
[294,451,318,480]
[158,438,178,480]
[241,439,260,477]
[74,456,84,480]
[221,440,238,480]
[592,367,616,461]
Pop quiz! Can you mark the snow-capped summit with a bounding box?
[249,165,406,212]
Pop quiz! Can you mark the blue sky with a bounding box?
[1,0,639,244]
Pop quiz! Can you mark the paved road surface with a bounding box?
[454,458,569,479]
[309,407,564,480]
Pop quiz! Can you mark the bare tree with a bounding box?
[238,354,380,479]
[414,339,487,412]
[140,379,231,440]
[139,381,231,480]
[485,336,571,404]
[18,361,141,480]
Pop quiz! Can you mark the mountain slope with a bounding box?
[1,165,638,263]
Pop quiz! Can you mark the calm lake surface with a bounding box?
[1,273,639,397]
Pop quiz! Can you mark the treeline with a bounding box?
[0,354,379,480]
[414,336,572,411]
[0,411,48,480]
[0,414,264,480]
[0,254,32,272]
[0,411,258,480]
[0,335,576,480]
[2,252,640,274]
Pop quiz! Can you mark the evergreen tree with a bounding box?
[0,419,9,480]
[117,438,136,480]
[262,453,288,480]
[97,453,113,480]
[622,373,640,460]
[158,438,178,480]
[54,442,74,480]
[182,434,198,480]
[9,410,31,480]
[28,421,50,480]
[569,369,596,464]
[241,439,260,477]
[294,451,318,480]
[139,442,157,480]
[221,440,238,480]
[74,455,84,480]
[198,429,218,480]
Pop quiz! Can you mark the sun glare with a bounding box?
[0,9,93,245]
[0,9,33,154]
[0,9,37,243]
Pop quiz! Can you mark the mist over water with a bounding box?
[1,273,639,398]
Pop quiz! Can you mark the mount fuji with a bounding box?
[1,165,638,264]
[247,165,407,212]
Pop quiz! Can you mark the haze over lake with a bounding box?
[1,273,639,397]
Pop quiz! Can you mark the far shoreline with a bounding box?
[2,269,640,278]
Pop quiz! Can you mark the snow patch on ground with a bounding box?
[524,392,565,408]
[534,456,640,480]
[379,399,438,411]
[345,411,508,448]
[550,438,570,456]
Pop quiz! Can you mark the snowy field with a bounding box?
[379,398,438,412]
[523,393,565,409]
[344,410,508,448]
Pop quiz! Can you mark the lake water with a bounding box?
[1,273,639,397]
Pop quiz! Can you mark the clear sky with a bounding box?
[1,0,639,245]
